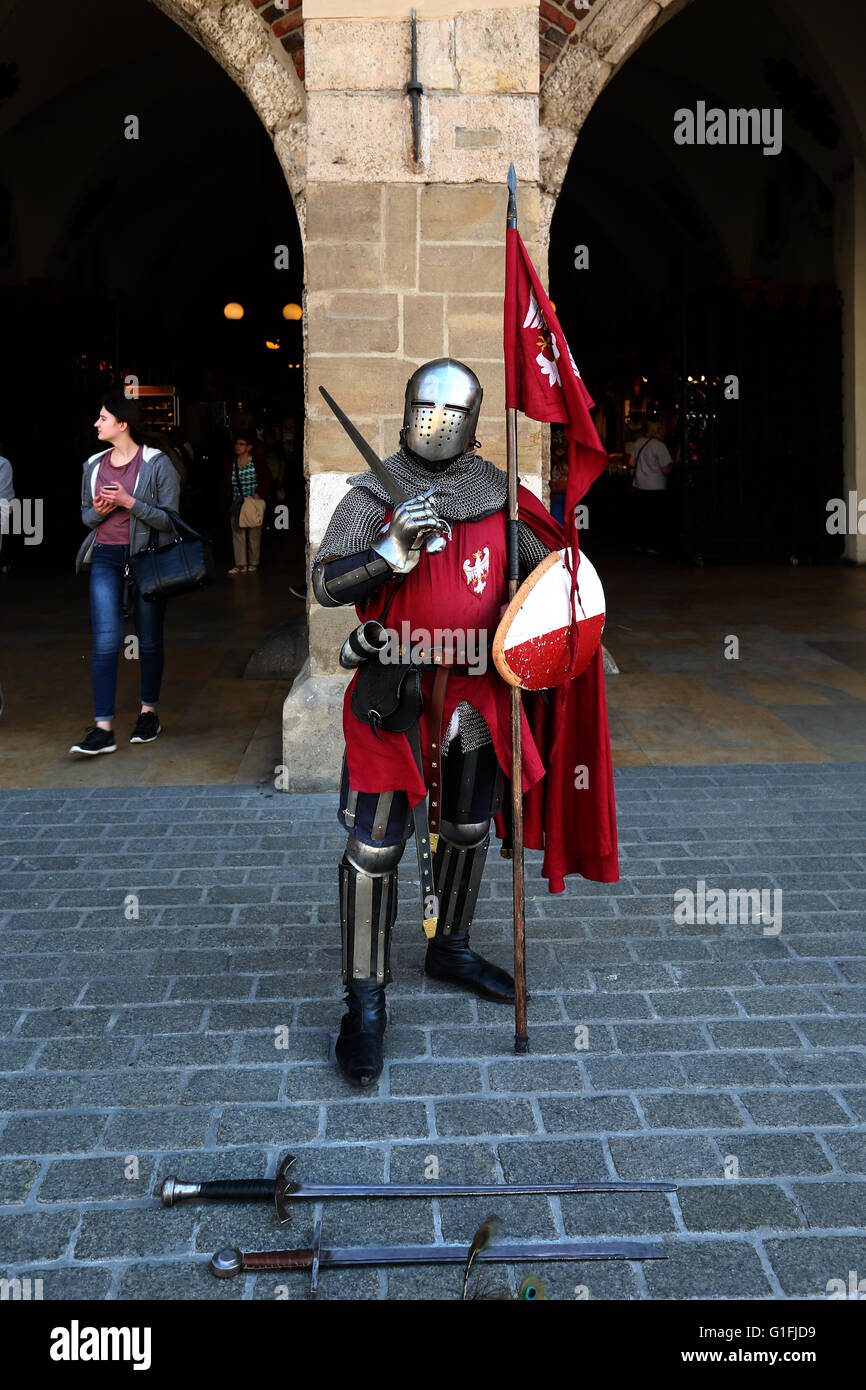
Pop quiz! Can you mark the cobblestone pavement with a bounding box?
[1,764,865,1301]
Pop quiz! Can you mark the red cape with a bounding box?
[496,487,619,891]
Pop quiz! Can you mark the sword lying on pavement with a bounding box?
[210,1226,668,1296]
[162,1153,677,1225]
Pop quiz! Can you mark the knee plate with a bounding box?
[439,818,489,848]
[344,835,405,874]
[339,837,401,985]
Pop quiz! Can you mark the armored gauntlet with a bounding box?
[372,492,442,573]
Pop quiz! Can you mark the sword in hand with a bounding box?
[318,384,451,557]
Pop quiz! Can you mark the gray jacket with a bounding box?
[76,446,182,572]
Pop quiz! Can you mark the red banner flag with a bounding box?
[504,227,608,514]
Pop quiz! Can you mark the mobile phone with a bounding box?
[102,483,119,491]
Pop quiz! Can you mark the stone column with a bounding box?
[837,157,866,565]
[283,0,542,790]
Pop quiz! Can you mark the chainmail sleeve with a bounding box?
[517,520,552,577]
[314,487,388,565]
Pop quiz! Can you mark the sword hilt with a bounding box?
[161,1176,274,1207]
[424,518,451,555]
[211,1247,313,1278]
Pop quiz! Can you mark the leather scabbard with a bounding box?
[405,722,439,939]
[427,665,450,850]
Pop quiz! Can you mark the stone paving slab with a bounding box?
[0,762,865,1301]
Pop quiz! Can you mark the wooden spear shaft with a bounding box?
[505,163,528,1054]
[507,404,528,1054]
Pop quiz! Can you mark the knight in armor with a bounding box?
[313,359,554,1087]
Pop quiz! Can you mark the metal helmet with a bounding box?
[401,358,482,467]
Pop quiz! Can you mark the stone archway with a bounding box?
[151,0,307,217]
[539,0,694,232]
[539,0,866,565]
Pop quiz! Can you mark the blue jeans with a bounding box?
[90,543,166,720]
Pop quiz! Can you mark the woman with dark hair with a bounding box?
[70,390,180,756]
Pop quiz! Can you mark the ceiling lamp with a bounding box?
[282,303,303,321]
[224,302,244,320]
[266,341,280,350]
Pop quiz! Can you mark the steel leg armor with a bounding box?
[431,818,490,939]
[338,836,403,986]
[425,811,514,1004]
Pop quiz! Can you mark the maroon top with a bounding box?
[95,447,142,545]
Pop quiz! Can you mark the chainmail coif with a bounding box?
[315,447,508,562]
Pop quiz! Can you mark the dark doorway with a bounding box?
[549,0,849,564]
[0,0,304,573]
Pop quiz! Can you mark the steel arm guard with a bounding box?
[312,549,393,608]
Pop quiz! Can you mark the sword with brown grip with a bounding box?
[211,1247,315,1277]
[210,1234,668,1283]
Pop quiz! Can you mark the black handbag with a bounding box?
[130,509,214,602]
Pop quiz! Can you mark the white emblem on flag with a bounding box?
[462,546,490,597]
[538,333,562,388]
[524,289,583,388]
[523,290,544,331]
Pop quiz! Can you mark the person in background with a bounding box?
[222,430,273,575]
[70,390,180,756]
[0,441,14,574]
[165,427,193,490]
[629,416,673,555]
[262,425,287,500]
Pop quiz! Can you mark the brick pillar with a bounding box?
[284,1,542,790]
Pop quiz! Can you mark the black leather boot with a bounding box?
[424,817,515,1004]
[425,933,515,1003]
[335,981,387,1087]
[335,833,401,1088]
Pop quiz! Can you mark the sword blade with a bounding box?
[318,385,408,505]
[289,1180,677,1200]
[319,1240,666,1268]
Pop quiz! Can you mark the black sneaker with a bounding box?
[130,712,161,744]
[70,726,116,756]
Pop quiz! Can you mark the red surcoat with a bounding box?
[339,485,619,890]
[343,508,546,803]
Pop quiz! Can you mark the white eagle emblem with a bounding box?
[523,288,582,390]
[462,546,490,597]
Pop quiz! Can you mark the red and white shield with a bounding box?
[462,546,490,597]
[492,547,606,690]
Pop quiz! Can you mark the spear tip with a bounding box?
[506,161,517,226]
